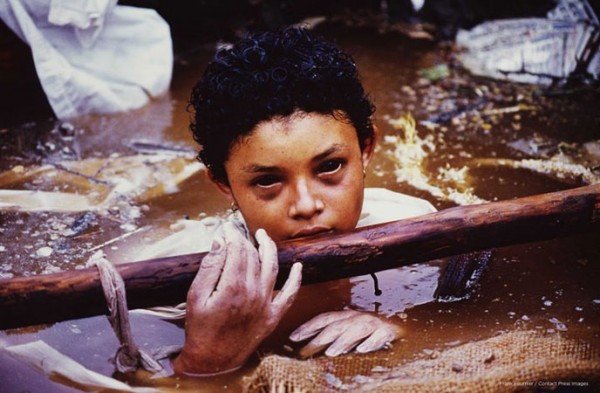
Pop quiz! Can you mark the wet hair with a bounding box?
[189,27,375,184]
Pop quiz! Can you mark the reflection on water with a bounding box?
[1,20,599,392]
[351,263,442,316]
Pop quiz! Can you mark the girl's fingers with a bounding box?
[217,222,252,292]
[271,262,302,315]
[188,235,226,307]
[256,228,278,295]
[324,321,373,357]
[298,340,330,359]
[297,317,362,358]
[298,324,339,358]
[293,312,403,358]
[244,238,260,286]
[289,310,356,342]
[355,325,403,354]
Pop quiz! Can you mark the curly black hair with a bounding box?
[189,27,375,184]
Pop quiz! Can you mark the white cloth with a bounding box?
[134,187,436,261]
[0,0,173,119]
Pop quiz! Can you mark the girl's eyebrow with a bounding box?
[312,144,345,162]
[242,144,346,174]
[243,164,279,174]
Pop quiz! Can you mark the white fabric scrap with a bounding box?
[3,340,158,392]
[48,0,118,48]
[456,0,600,84]
[87,251,163,374]
[0,189,95,212]
[0,0,173,119]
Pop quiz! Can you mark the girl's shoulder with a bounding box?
[358,188,436,227]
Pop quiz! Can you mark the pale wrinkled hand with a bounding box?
[289,310,403,358]
[173,222,302,376]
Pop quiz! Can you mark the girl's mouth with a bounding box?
[290,226,332,239]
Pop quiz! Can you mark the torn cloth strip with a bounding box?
[88,250,163,373]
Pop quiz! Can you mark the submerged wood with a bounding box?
[1,184,599,330]
[435,250,494,301]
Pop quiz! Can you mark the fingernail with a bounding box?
[325,347,342,357]
[255,228,265,238]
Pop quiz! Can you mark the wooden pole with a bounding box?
[1,184,599,329]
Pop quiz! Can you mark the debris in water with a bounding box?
[127,140,197,156]
[0,190,94,212]
[446,340,461,347]
[87,226,148,253]
[507,134,559,158]
[36,246,53,257]
[455,0,600,85]
[352,375,373,384]
[58,122,75,136]
[4,340,149,392]
[0,153,205,213]
[418,64,449,81]
[41,264,61,274]
[324,373,344,389]
[64,212,98,237]
[549,317,568,332]
[371,365,390,373]
[0,152,205,273]
[384,114,487,205]
[473,154,600,185]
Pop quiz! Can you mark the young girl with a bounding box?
[139,27,435,376]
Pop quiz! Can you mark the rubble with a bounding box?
[456,0,600,85]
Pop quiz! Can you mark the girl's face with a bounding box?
[213,111,375,242]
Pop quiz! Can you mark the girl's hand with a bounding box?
[289,310,403,358]
[173,222,302,376]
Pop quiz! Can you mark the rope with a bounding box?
[87,251,166,373]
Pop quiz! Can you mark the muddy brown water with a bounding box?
[1,22,599,392]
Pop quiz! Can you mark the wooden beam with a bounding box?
[0,184,598,329]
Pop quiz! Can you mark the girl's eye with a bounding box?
[253,175,281,188]
[318,159,344,175]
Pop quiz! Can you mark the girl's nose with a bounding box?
[288,179,324,219]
